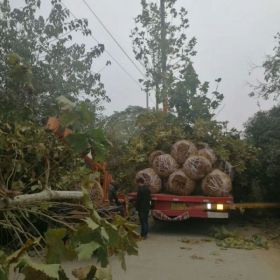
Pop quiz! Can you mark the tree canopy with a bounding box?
[0,0,108,122]
[250,32,280,101]
[245,105,280,202]
[131,0,197,109]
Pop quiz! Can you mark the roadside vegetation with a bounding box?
[0,0,280,279]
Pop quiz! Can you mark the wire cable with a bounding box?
[61,1,157,107]
[61,1,143,89]
[82,0,146,79]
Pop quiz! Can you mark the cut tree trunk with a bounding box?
[0,190,84,209]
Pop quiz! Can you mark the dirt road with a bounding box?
[111,219,280,280]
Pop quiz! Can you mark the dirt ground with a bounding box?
[10,217,280,280]
[110,218,280,280]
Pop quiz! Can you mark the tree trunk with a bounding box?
[0,190,84,209]
[160,0,168,112]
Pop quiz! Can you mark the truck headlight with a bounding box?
[206,203,212,210]
[217,204,224,211]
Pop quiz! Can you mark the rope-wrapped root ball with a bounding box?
[171,140,197,165]
[149,150,164,166]
[197,148,217,165]
[152,154,179,177]
[183,156,212,180]
[166,169,195,196]
[89,181,104,208]
[135,168,162,193]
[202,169,232,197]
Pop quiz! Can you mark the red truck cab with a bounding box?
[129,192,233,221]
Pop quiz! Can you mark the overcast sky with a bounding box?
[12,0,280,129]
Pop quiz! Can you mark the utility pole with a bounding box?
[160,0,168,112]
[146,91,149,109]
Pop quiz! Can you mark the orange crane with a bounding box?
[45,117,112,204]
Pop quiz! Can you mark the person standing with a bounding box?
[109,182,120,206]
[136,184,151,239]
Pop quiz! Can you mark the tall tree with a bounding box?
[245,105,280,202]
[170,63,223,128]
[131,0,197,109]
[0,0,108,122]
[250,32,280,101]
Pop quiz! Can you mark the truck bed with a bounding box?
[129,192,234,221]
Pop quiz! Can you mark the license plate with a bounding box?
[207,212,229,218]
[171,202,187,210]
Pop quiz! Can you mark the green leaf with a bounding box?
[100,227,109,242]
[84,217,100,231]
[118,251,126,271]
[72,265,97,280]
[45,228,76,264]
[88,128,107,143]
[71,225,94,245]
[65,133,88,154]
[81,187,94,210]
[77,241,100,261]
[60,110,80,127]
[95,267,112,280]
[0,266,8,280]
[18,256,61,280]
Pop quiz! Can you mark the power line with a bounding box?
[61,1,142,89]
[60,1,156,108]
[82,0,146,79]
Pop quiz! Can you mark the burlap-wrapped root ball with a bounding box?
[149,150,164,166]
[202,169,232,197]
[171,140,197,165]
[135,168,162,193]
[166,169,195,196]
[89,181,104,208]
[152,154,178,177]
[183,156,212,180]
[198,148,217,165]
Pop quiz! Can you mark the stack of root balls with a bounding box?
[135,140,233,197]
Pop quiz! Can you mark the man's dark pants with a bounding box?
[138,210,149,237]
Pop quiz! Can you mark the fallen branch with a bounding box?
[0,190,84,209]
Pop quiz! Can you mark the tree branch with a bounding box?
[0,190,84,209]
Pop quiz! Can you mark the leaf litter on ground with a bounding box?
[209,226,269,250]
[190,254,204,260]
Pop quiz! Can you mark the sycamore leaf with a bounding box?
[72,265,97,280]
[60,110,80,127]
[17,256,62,280]
[71,224,94,245]
[84,217,100,231]
[72,265,112,280]
[0,266,8,280]
[45,228,76,264]
[118,251,126,271]
[100,227,109,242]
[77,241,101,261]
[65,133,88,154]
[95,267,112,280]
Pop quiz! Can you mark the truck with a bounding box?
[128,192,233,221]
